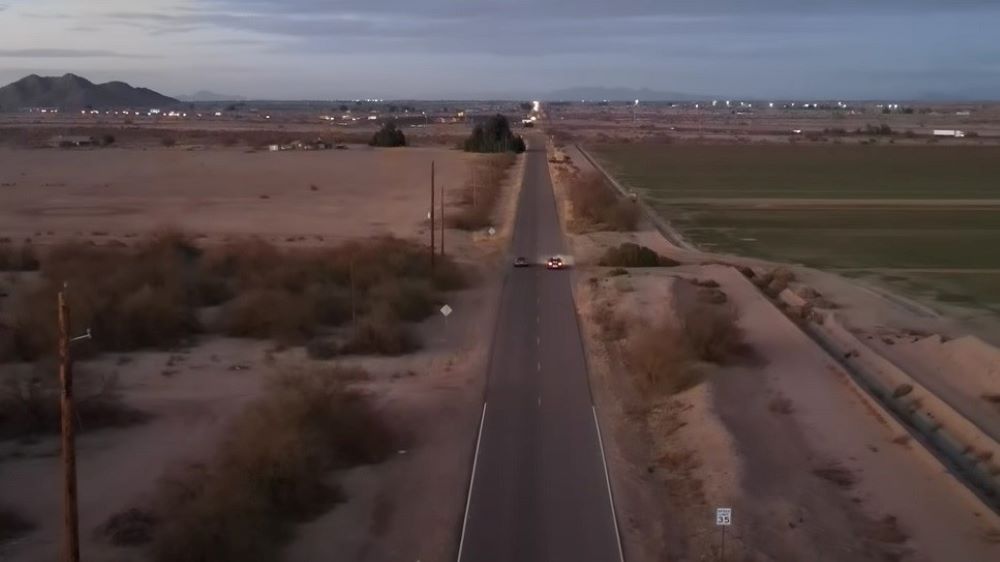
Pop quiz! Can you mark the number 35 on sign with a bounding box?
[715,507,732,526]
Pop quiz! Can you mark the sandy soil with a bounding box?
[0,143,525,562]
[550,136,1000,561]
[577,266,1000,562]
[0,146,476,244]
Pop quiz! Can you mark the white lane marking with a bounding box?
[457,402,488,562]
[592,406,626,562]
[537,361,541,372]
[537,336,541,346]
[537,397,541,407]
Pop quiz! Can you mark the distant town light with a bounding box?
[532,100,540,112]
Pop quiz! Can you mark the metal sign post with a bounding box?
[715,507,732,561]
[440,304,453,344]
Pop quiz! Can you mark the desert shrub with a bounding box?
[0,243,40,271]
[8,235,205,358]
[305,338,339,360]
[598,243,677,267]
[370,279,436,322]
[0,324,15,363]
[4,234,464,361]
[679,304,745,363]
[863,123,893,136]
[0,506,35,544]
[0,364,147,440]
[593,304,627,341]
[697,287,728,305]
[218,289,319,344]
[160,137,176,147]
[149,368,395,562]
[96,508,157,546]
[449,153,516,231]
[369,121,406,147]
[107,285,200,350]
[342,308,420,356]
[625,303,745,395]
[569,172,639,231]
[627,322,701,395]
[463,114,526,153]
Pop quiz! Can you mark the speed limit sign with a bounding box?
[715,507,732,526]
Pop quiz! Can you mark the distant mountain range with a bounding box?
[0,73,179,110]
[175,90,247,102]
[542,86,706,102]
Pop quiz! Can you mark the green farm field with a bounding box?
[591,143,1000,314]
[593,144,1000,199]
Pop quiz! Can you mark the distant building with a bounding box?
[933,129,966,138]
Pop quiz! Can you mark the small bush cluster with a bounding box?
[0,242,39,271]
[753,266,795,297]
[0,506,35,544]
[597,243,678,267]
[449,153,517,231]
[626,303,745,395]
[148,368,395,562]
[568,172,639,231]
[0,233,466,363]
[369,121,406,147]
[0,364,147,440]
[463,114,526,153]
[861,124,893,136]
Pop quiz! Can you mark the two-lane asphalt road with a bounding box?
[457,135,623,562]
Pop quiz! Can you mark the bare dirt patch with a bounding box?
[0,146,476,244]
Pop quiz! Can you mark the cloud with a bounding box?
[0,48,156,59]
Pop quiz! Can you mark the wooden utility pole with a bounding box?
[349,257,356,325]
[441,185,444,258]
[430,161,436,268]
[58,288,80,562]
[472,169,478,209]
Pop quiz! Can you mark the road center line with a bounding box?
[456,402,488,562]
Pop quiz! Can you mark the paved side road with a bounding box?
[457,134,623,562]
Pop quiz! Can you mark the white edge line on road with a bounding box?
[592,405,626,562]
[456,401,488,562]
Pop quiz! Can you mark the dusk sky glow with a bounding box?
[1,1,998,99]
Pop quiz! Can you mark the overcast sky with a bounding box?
[1,0,998,100]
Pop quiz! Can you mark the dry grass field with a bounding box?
[0,146,475,244]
